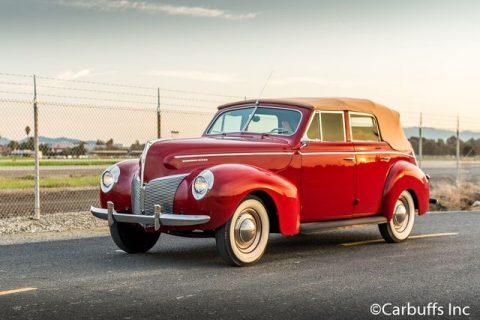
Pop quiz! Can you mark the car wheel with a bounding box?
[110,221,160,253]
[215,196,270,267]
[379,190,415,243]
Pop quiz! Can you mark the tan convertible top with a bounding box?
[219,97,412,152]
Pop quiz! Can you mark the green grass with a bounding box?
[0,175,99,190]
[0,158,123,167]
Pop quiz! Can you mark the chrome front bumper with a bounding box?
[91,201,210,231]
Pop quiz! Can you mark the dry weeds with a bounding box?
[430,178,480,211]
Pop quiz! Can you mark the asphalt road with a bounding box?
[1,211,478,319]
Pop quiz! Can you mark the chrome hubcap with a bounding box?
[234,209,261,253]
[393,198,409,232]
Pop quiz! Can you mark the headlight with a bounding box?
[192,169,214,200]
[100,165,120,193]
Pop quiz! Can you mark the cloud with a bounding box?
[55,69,117,80]
[270,76,354,88]
[56,69,92,80]
[146,70,241,83]
[56,0,258,20]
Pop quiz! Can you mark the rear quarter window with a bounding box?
[350,114,381,141]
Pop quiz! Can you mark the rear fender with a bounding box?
[382,160,430,220]
[173,164,300,235]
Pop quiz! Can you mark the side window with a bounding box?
[350,114,380,141]
[306,113,321,140]
[321,113,345,142]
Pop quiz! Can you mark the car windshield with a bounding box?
[207,106,301,136]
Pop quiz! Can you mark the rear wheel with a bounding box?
[379,191,415,243]
[110,221,160,253]
[215,196,270,267]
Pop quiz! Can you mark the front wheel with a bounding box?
[215,196,270,267]
[110,221,160,253]
[379,190,415,243]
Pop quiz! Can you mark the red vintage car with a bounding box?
[91,98,431,266]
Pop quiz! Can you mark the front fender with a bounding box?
[173,164,300,235]
[382,161,430,220]
[100,160,139,211]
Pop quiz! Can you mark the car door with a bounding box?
[349,112,391,215]
[300,111,356,222]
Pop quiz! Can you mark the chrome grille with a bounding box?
[131,174,187,216]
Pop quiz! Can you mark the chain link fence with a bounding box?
[1,72,480,218]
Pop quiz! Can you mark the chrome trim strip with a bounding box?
[182,158,209,163]
[173,150,411,160]
[299,151,414,158]
[301,216,388,234]
[90,206,210,226]
[174,152,294,159]
[140,140,153,186]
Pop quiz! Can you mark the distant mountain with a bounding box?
[403,127,480,141]
[2,136,97,146]
[0,137,10,146]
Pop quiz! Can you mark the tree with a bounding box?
[39,144,51,156]
[70,142,86,157]
[19,137,34,151]
[25,126,31,137]
[8,140,19,150]
[106,138,114,149]
[130,140,144,151]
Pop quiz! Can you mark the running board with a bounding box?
[300,216,388,234]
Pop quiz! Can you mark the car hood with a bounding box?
[142,136,294,182]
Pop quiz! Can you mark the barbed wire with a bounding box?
[1,71,479,127]
[34,99,215,114]
[0,72,244,99]
[0,80,33,87]
[35,75,244,99]
[0,90,33,96]
[36,84,157,98]
[0,72,33,78]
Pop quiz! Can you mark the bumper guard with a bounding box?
[91,201,210,231]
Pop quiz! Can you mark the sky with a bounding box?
[1,0,480,142]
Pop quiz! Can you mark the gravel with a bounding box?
[0,211,107,237]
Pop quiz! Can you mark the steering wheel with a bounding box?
[269,128,291,134]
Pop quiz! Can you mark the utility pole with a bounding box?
[418,112,423,168]
[456,115,460,186]
[157,88,161,139]
[33,75,40,220]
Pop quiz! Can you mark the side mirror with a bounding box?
[300,138,309,148]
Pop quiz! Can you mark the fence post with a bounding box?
[157,88,161,139]
[418,112,423,168]
[33,75,40,220]
[456,115,460,186]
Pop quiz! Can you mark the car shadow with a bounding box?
[106,226,384,269]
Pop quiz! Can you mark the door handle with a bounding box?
[343,157,355,161]
[380,156,391,162]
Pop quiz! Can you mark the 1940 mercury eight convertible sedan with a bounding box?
[91,98,431,266]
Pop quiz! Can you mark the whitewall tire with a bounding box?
[379,190,416,243]
[215,196,270,267]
